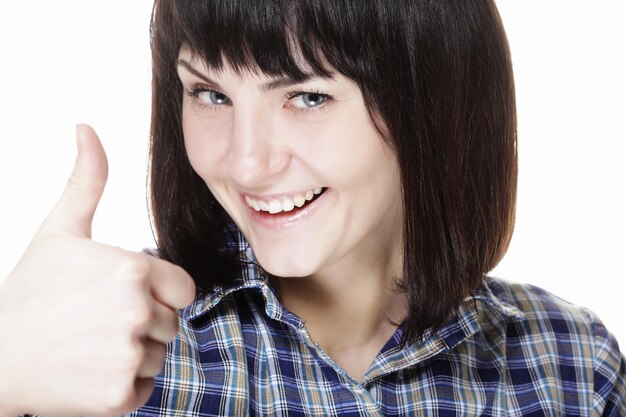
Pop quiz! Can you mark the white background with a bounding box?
[1,2,625,349]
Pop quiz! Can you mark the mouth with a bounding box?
[244,187,328,214]
[242,187,329,227]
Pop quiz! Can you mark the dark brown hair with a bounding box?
[149,0,517,345]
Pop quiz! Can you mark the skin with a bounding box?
[178,48,407,381]
[0,125,195,417]
[0,49,409,414]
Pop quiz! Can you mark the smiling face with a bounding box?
[177,48,404,280]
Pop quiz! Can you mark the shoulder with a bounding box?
[485,276,598,329]
[484,277,626,414]
[484,276,618,355]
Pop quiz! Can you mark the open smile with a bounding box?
[244,187,327,214]
[242,187,329,228]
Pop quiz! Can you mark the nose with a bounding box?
[227,106,291,189]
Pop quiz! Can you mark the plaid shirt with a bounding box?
[129,240,625,416]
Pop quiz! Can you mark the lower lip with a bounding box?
[244,189,329,229]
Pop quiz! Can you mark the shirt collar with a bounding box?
[361,277,525,382]
[436,277,526,351]
[180,227,526,363]
[181,229,305,329]
[183,255,525,327]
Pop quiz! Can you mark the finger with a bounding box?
[133,377,155,409]
[137,339,166,378]
[148,300,179,344]
[41,124,109,238]
[145,255,196,309]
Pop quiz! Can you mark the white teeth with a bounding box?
[293,194,306,207]
[282,199,295,211]
[246,187,324,214]
[268,200,282,214]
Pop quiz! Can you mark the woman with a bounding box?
[0,0,624,416]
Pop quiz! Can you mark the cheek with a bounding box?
[182,106,230,182]
[289,114,391,189]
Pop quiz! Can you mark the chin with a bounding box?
[255,252,317,278]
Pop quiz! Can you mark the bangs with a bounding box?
[167,0,379,81]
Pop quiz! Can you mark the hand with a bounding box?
[0,125,196,417]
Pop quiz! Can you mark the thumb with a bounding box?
[41,124,109,238]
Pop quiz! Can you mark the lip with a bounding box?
[243,188,329,229]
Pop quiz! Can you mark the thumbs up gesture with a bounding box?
[0,125,196,417]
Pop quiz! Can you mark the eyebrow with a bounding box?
[176,59,321,91]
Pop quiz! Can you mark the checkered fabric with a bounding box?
[129,234,625,416]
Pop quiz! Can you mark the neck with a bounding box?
[273,238,406,381]
[277,268,407,344]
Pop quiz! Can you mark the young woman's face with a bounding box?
[177,48,403,278]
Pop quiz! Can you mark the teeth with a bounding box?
[282,199,295,212]
[245,188,324,214]
[268,200,282,214]
[293,194,305,207]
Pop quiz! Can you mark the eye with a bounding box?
[298,92,328,108]
[287,91,330,109]
[185,86,232,108]
[197,90,231,105]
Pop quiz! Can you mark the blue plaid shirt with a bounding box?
[129,238,626,416]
